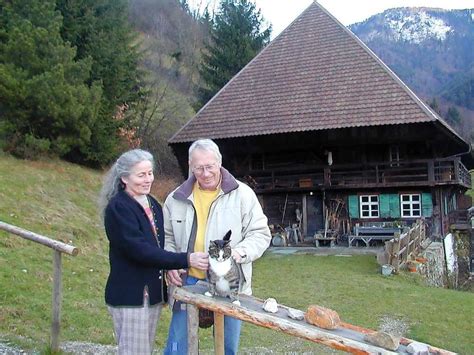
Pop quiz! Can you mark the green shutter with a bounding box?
[389,194,400,218]
[348,195,359,218]
[379,194,391,218]
[422,193,433,217]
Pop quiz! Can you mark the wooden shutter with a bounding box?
[379,194,390,218]
[422,193,433,217]
[380,194,400,218]
[348,195,359,218]
[389,194,401,218]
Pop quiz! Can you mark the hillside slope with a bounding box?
[0,154,114,348]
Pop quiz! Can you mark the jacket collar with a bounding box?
[173,167,239,201]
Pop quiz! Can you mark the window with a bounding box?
[389,145,406,167]
[359,195,379,218]
[389,145,400,167]
[400,194,421,218]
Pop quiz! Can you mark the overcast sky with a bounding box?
[190,1,474,38]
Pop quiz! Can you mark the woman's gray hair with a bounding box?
[188,139,222,177]
[98,149,154,216]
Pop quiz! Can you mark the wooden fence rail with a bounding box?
[384,219,426,273]
[174,282,455,354]
[0,221,79,352]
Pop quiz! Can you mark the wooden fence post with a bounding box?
[415,220,421,253]
[187,304,199,355]
[387,240,394,266]
[51,250,62,352]
[0,221,78,353]
[214,312,225,355]
[393,233,401,273]
[408,229,413,259]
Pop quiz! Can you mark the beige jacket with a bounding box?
[163,168,271,301]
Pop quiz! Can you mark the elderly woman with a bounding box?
[99,149,208,354]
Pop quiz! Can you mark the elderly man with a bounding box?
[163,138,271,355]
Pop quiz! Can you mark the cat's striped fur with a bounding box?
[205,230,242,305]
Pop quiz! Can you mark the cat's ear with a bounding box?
[223,230,232,241]
[209,240,217,247]
[223,239,231,247]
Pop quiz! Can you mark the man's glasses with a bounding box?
[192,163,218,175]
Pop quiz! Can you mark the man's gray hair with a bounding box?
[98,149,154,216]
[188,138,222,162]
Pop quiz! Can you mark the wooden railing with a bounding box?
[384,220,426,273]
[173,282,455,354]
[448,209,469,227]
[245,157,471,193]
[0,221,79,352]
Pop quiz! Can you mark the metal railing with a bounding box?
[0,221,79,352]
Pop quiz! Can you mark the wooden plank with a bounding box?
[174,284,397,354]
[340,322,456,355]
[187,304,199,355]
[174,284,456,354]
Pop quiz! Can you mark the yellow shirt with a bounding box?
[188,182,219,279]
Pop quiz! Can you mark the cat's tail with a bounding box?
[223,230,232,241]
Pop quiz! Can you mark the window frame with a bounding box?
[400,193,422,218]
[359,194,380,219]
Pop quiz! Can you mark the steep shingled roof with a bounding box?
[170,1,461,144]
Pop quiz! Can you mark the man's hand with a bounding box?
[232,249,245,263]
[166,269,185,286]
[189,251,209,271]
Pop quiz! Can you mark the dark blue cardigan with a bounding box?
[104,190,189,306]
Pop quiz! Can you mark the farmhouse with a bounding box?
[169,2,472,245]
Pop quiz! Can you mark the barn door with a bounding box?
[306,194,323,237]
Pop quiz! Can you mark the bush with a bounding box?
[7,134,51,160]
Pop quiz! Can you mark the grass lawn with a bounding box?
[1,154,473,353]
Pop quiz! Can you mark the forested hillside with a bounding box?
[0,0,270,174]
[127,0,209,175]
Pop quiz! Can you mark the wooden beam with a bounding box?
[174,283,456,354]
[302,194,308,237]
[174,285,395,354]
[0,221,79,256]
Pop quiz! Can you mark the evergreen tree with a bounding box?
[428,98,441,115]
[445,106,461,126]
[56,0,143,165]
[57,0,141,109]
[0,0,102,160]
[197,0,271,107]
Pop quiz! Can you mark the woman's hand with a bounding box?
[189,251,209,271]
[166,269,185,286]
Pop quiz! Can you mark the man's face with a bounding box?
[190,149,221,191]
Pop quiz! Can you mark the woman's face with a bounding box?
[121,160,154,197]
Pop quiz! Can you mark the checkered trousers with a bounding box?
[108,295,163,355]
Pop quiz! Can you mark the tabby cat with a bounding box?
[205,230,242,306]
